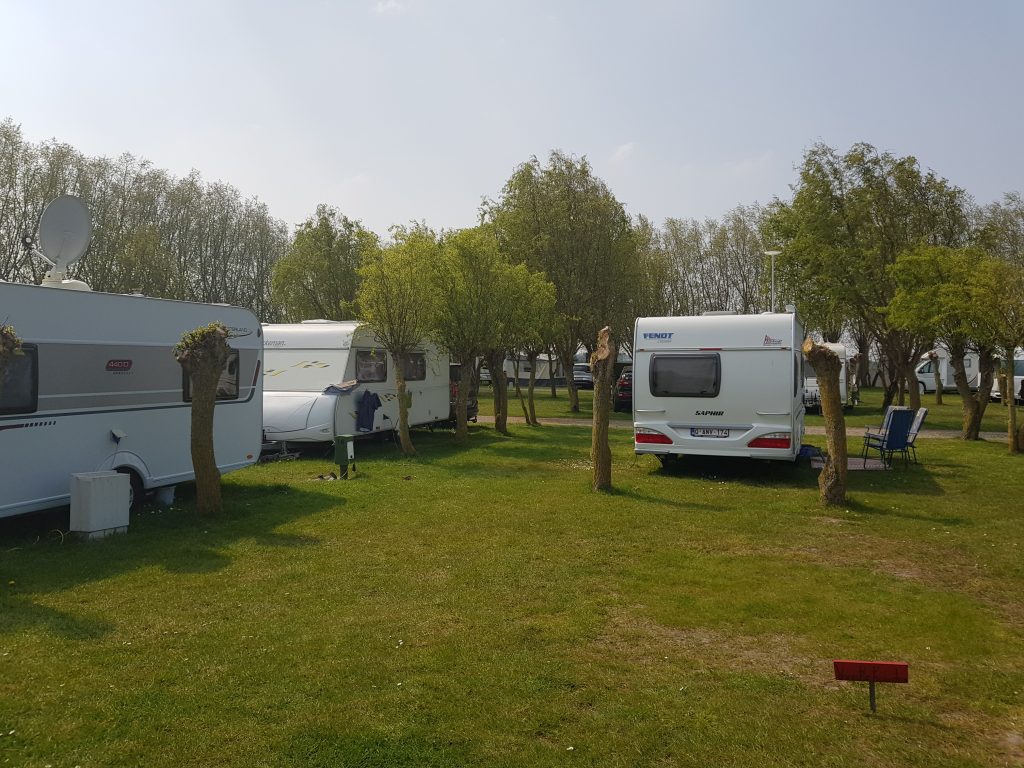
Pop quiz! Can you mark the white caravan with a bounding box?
[632,312,805,464]
[261,320,450,444]
[0,281,263,518]
[803,342,850,411]
[913,348,980,393]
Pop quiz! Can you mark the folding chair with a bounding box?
[861,407,914,468]
[903,407,928,463]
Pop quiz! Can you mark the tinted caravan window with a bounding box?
[403,352,427,382]
[183,350,240,402]
[356,350,387,382]
[0,344,38,415]
[650,354,720,397]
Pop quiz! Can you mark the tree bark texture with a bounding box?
[803,337,848,506]
[526,351,539,425]
[928,350,943,406]
[512,357,531,422]
[487,351,509,435]
[175,324,230,516]
[455,361,472,444]
[590,327,615,492]
[1006,356,1020,454]
[950,346,986,440]
[392,357,416,457]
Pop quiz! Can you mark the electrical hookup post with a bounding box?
[334,434,356,479]
[833,660,908,713]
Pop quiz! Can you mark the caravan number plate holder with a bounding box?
[691,428,729,438]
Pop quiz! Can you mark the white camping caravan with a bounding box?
[1,195,263,519]
[803,342,850,411]
[913,348,980,394]
[261,320,450,444]
[0,282,263,519]
[632,311,805,464]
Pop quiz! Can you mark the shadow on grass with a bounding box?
[0,481,343,641]
[603,486,722,513]
[648,454,818,490]
[840,496,968,527]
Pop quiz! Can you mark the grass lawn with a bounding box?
[2,426,1022,766]
[482,385,1016,435]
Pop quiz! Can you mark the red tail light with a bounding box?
[636,428,672,445]
[748,433,791,449]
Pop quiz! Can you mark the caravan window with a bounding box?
[183,350,240,402]
[650,354,720,397]
[403,352,427,382]
[0,344,38,415]
[356,350,387,382]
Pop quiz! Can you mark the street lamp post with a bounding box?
[764,250,781,312]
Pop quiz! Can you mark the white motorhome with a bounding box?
[990,354,1024,404]
[632,312,805,464]
[0,281,263,519]
[261,320,449,444]
[913,348,980,393]
[803,342,850,411]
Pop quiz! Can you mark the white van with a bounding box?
[0,281,263,518]
[914,349,980,393]
[261,320,449,444]
[632,312,805,464]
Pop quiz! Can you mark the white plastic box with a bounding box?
[70,471,130,539]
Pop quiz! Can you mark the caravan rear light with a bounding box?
[635,428,672,445]
[748,432,791,449]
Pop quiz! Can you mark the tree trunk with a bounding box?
[513,356,531,422]
[185,362,223,515]
[393,357,416,457]
[803,338,848,506]
[591,327,615,492]
[977,346,997,425]
[950,349,981,440]
[928,350,943,406]
[1007,356,1019,454]
[527,351,539,425]
[547,345,557,397]
[488,351,509,435]
[455,358,472,444]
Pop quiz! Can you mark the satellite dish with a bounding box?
[38,195,92,273]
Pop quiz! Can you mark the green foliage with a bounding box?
[0,323,21,366]
[357,223,438,355]
[489,151,638,350]
[271,204,379,321]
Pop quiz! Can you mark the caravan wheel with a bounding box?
[116,468,145,511]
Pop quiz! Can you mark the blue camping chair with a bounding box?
[903,407,928,463]
[861,407,915,468]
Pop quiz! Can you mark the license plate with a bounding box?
[691,428,729,438]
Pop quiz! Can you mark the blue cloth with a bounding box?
[356,390,382,432]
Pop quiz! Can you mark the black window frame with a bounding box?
[355,349,387,383]
[402,352,427,382]
[650,353,721,398]
[183,350,241,403]
[0,343,39,415]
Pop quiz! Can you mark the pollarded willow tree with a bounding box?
[802,338,848,505]
[174,322,231,515]
[488,151,637,412]
[271,205,379,321]
[0,324,22,399]
[357,224,438,457]
[769,142,973,410]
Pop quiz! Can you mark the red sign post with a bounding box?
[833,660,909,712]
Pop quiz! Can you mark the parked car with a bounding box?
[613,366,632,412]
[573,363,594,389]
[449,363,479,423]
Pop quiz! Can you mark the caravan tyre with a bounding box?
[116,468,145,511]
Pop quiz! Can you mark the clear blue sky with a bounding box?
[2,0,1021,235]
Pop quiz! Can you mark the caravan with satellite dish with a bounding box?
[0,196,263,519]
